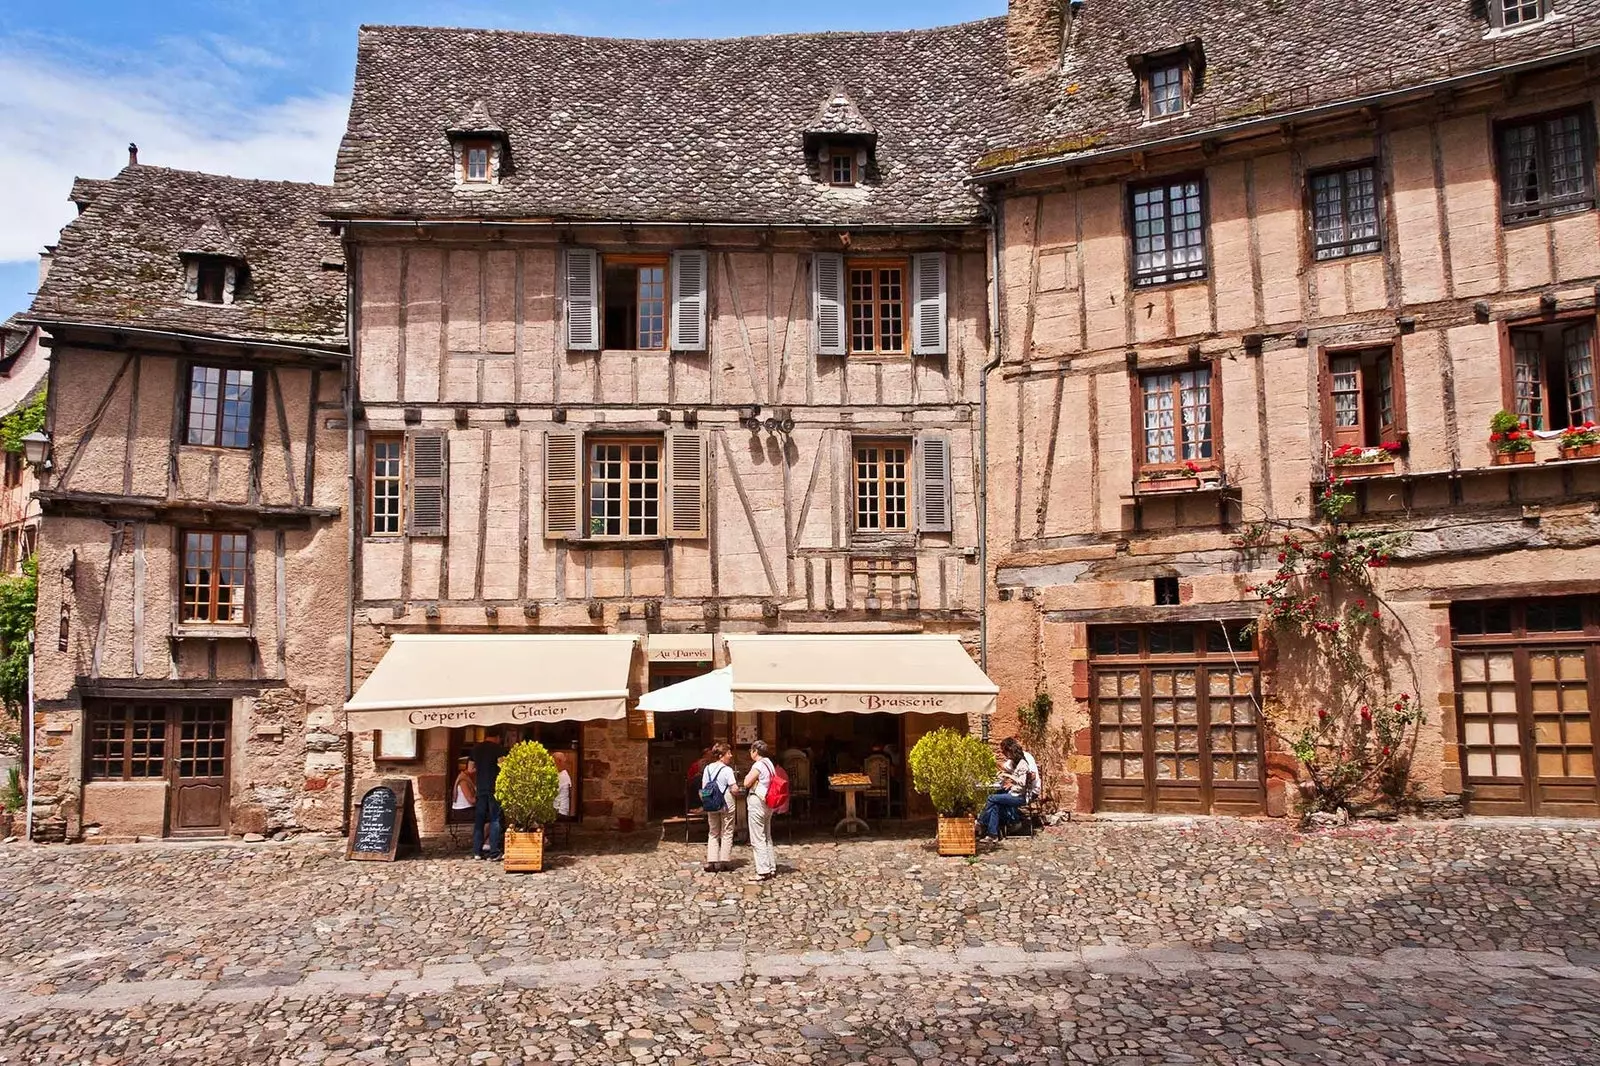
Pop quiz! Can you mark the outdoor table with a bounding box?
[828,773,872,836]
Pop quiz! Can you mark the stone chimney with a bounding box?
[39,246,54,288]
[128,142,139,166]
[1007,0,1067,82]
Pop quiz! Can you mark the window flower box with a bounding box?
[1558,443,1600,461]
[1556,422,1600,461]
[1488,410,1535,466]
[1326,443,1398,479]
[1493,450,1536,466]
[1135,475,1202,495]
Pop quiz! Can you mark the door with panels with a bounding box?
[1453,598,1600,817]
[1090,623,1265,814]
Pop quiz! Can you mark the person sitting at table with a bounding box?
[452,758,476,817]
[978,737,1038,840]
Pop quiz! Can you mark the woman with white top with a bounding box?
[451,759,477,824]
[740,740,778,881]
[700,743,737,873]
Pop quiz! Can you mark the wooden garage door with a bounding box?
[1090,623,1265,815]
[1453,598,1600,817]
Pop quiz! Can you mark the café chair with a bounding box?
[779,748,814,823]
[863,753,900,819]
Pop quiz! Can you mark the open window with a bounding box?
[1506,318,1598,431]
[602,256,668,351]
[563,249,706,352]
[1321,347,1404,448]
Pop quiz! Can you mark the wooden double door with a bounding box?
[1090,623,1266,815]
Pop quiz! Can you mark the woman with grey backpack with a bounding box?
[699,743,737,873]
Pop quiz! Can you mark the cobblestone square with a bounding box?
[1,818,1596,1064]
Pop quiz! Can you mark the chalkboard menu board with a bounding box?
[346,778,420,861]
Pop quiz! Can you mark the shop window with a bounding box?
[602,255,669,351]
[369,434,404,536]
[854,439,910,533]
[185,365,255,448]
[1508,319,1597,430]
[587,436,661,539]
[87,703,168,780]
[1309,163,1381,260]
[1497,108,1596,224]
[1130,177,1206,286]
[1139,365,1215,470]
[181,530,249,624]
[1324,347,1402,448]
[848,258,907,354]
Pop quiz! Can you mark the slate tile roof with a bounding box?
[329,20,1007,226]
[28,165,346,349]
[981,0,1600,175]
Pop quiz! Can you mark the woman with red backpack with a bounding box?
[739,740,784,882]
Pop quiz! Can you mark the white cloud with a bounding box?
[0,38,348,263]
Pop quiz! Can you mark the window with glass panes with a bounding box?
[847,259,906,354]
[601,256,667,350]
[1326,348,1399,448]
[185,365,254,448]
[1310,164,1381,260]
[1494,0,1548,27]
[1130,178,1206,286]
[1498,109,1596,223]
[854,440,910,532]
[87,703,168,780]
[462,142,491,182]
[830,153,855,186]
[586,438,661,538]
[181,531,249,624]
[1510,320,1598,431]
[1146,63,1186,118]
[1140,366,1214,468]
[369,436,403,536]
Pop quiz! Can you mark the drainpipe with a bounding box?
[341,243,358,838]
[978,193,1006,677]
[24,629,34,842]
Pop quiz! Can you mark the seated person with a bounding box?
[978,737,1039,839]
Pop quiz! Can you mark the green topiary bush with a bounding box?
[908,727,997,817]
[493,740,560,831]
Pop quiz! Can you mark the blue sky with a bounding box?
[0,1,1003,321]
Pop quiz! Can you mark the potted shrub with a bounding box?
[1488,410,1535,465]
[1135,459,1207,495]
[1557,421,1600,461]
[1327,442,1398,478]
[493,740,560,872]
[908,727,997,856]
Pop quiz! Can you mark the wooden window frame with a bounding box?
[846,257,909,355]
[829,152,856,186]
[180,529,251,626]
[460,140,493,183]
[584,435,664,541]
[1132,361,1222,474]
[1307,161,1383,261]
[194,259,227,304]
[1495,106,1597,225]
[85,702,170,782]
[1317,344,1406,451]
[183,363,257,450]
[1489,0,1551,29]
[1127,175,1208,287]
[368,433,405,537]
[852,437,913,534]
[601,254,670,352]
[1142,61,1190,120]
[1498,311,1600,431]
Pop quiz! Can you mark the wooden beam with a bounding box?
[268,367,300,505]
[38,489,340,529]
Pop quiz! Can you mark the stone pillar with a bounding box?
[1007,0,1065,82]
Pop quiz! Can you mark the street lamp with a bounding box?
[20,432,50,471]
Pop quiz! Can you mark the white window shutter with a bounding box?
[914,432,952,533]
[670,250,708,351]
[663,430,708,539]
[812,252,846,356]
[406,431,448,537]
[911,252,947,356]
[564,248,600,351]
[544,430,584,538]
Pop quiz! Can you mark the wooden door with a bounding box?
[170,703,230,836]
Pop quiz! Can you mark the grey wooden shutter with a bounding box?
[544,429,584,538]
[812,252,846,356]
[564,248,600,351]
[911,252,947,356]
[914,432,952,533]
[406,431,448,537]
[670,250,708,351]
[663,430,708,539]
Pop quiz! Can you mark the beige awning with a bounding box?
[725,635,997,716]
[345,634,639,729]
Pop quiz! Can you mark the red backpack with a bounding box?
[764,763,791,813]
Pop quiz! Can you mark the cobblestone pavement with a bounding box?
[0,818,1596,1064]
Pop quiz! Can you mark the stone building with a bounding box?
[978,0,1600,818]
[21,163,350,841]
[332,24,1001,833]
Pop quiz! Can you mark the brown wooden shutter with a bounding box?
[1376,351,1401,444]
[406,431,448,537]
[914,432,952,533]
[544,430,583,538]
[663,430,708,539]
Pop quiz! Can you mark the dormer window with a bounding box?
[195,259,227,304]
[446,99,511,188]
[1131,41,1204,123]
[1147,63,1187,119]
[830,152,856,187]
[1492,0,1550,29]
[462,141,492,183]
[183,254,243,306]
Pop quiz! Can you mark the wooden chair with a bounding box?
[779,748,814,823]
[863,753,900,819]
[662,777,708,843]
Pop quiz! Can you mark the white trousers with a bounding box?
[747,799,776,875]
[705,808,735,865]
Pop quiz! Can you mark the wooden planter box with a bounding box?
[1328,459,1395,478]
[502,828,545,872]
[1492,450,1535,466]
[1135,476,1201,495]
[1558,442,1600,461]
[936,815,977,856]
